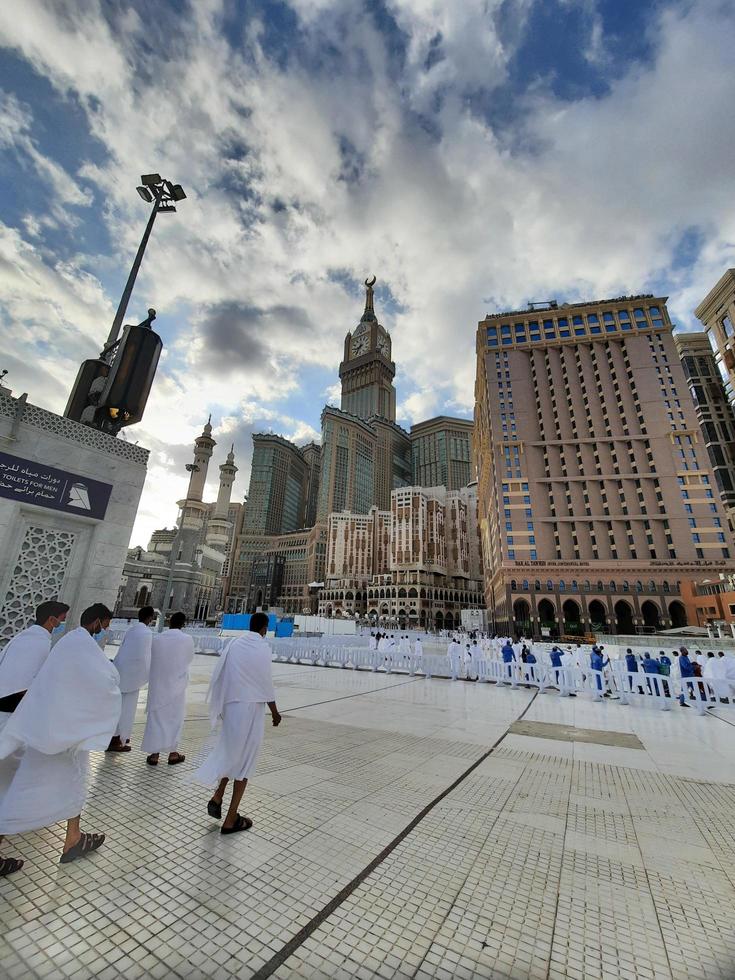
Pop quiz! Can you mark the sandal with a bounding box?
[59,832,105,864]
[167,753,185,765]
[0,856,23,877]
[146,754,159,766]
[220,814,253,835]
[106,737,131,753]
[207,799,222,819]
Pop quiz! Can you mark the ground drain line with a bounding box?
[250,689,539,980]
[282,676,422,713]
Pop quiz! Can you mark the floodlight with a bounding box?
[140,173,162,186]
[136,186,153,202]
[170,183,186,202]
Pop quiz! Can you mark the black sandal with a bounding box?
[167,753,185,765]
[146,754,159,766]
[0,856,23,876]
[59,832,106,864]
[207,799,222,819]
[220,814,253,835]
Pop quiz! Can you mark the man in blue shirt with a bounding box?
[501,639,515,682]
[678,647,696,706]
[658,651,671,698]
[641,652,661,696]
[590,646,609,694]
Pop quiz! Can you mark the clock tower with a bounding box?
[339,276,397,422]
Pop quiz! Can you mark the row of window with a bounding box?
[510,578,675,594]
[487,308,663,347]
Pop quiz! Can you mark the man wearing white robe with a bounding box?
[414,637,423,659]
[141,612,195,766]
[0,600,69,876]
[194,612,281,834]
[107,605,156,753]
[0,603,119,868]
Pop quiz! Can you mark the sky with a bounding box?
[1,0,734,546]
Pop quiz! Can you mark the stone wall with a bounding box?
[0,392,148,642]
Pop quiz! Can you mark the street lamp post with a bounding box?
[104,174,187,351]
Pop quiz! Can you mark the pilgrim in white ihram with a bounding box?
[0,604,119,868]
[141,612,195,766]
[194,613,281,834]
[108,606,156,752]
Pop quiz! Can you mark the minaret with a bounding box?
[206,446,238,553]
[186,416,216,501]
[214,445,238,518]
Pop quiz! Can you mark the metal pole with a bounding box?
[105,201,159,349]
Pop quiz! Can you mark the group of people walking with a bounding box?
[0,603,280,877]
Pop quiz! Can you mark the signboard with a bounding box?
[0,451,112,521]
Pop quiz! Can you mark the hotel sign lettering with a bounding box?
[0,451,112,521]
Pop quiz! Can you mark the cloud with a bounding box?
[0,0,734,548]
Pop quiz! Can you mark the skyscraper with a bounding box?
[695,268,735,398]
[474,295,734,637]
[243,434,309,536]
[339,276,397,421]
[317,407,376,520]
[410,416,474,490]
[674,331,735,528]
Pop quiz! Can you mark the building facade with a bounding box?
[243,434,312,536]
[115,420,240,622]
[695,268,735,398]
[410,416,474,490]
[318,484,484,629]
[674,331,735,528]
[474,295,735,637]
[339,276,397,421]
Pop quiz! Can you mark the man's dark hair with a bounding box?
[169,611,187,629]
[35,600,69,625]
[250,612,269,633]
[81,603,113,626]
[138,605,156,623]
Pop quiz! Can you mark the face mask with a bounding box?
[52,622,66,637]
[95,627,108,646]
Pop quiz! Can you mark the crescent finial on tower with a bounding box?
[363,275,376,317]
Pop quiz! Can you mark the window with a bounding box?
[559,580,565,591]
[722,314,734,338]
[530,550,537,560]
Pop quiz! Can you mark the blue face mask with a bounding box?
[95,627,108,646]
[52,623,66,637]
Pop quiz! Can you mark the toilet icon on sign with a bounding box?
[67,482,92,511]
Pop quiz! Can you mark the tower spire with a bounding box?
[362,276,376,321]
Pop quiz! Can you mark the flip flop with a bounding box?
[220,814,253,835]
[146,755,159,766]
[106,744,131,753]
[207,799,222,819]
[0,856,23,877]
[167,753,186,765]
[59,832,105,864]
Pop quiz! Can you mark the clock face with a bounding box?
[351,334,370,356]
[377,335,390,358]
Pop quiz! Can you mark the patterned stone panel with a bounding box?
[0,392,149,465]
[0,525,75,642]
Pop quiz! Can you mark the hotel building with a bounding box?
[474,295,734,637]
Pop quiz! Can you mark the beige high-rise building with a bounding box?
[674,331,735,528]
[410,416,474,490]
[695,268,735,397]
[320,484,483,628]
[475,295,734,638]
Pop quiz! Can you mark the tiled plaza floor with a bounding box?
[1,658,735,979]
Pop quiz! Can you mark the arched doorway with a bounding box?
[614,600,634,635]
[512,598,531,635]
[669,600,687,628]
[641,600,661,631]
[588,599,608,632]
[537,598,556,636]
[445,612,454,630]
[562,599,581,636]
[435,611,444,629]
